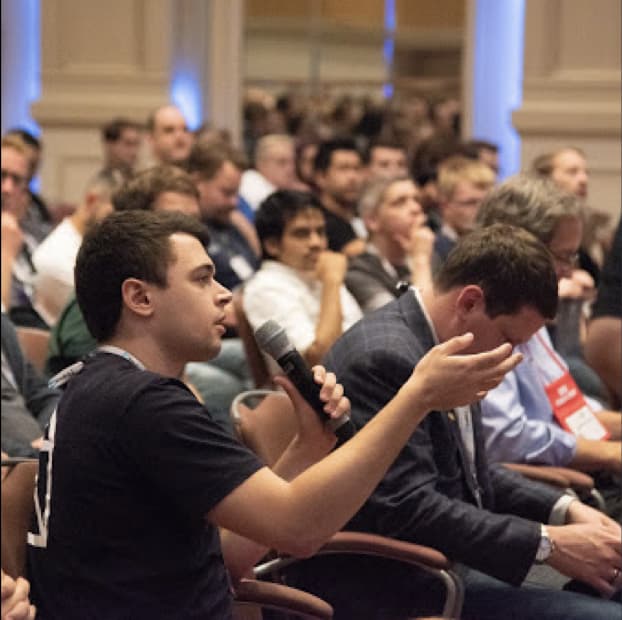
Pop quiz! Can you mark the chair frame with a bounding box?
[231,389,465,619]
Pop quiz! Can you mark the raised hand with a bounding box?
[403,333,522,413]
[315,251,347,286]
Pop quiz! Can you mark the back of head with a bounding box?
[410,133,461,186]
[477,173,582,245]
[75,210,210,342]
[437,155,495,200]
[255,189,323,259]
[313,137,360,173]
[186,140,247,181]
[113,165,198,211]
[435,223,558,320]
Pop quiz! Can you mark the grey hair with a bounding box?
[476,173,582,244]
[254,134,294,165]
[358,175,412,220]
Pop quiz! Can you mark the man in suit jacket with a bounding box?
[316,225,622,619]
[1,312,59,457]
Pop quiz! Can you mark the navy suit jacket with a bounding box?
[324,291,563,585]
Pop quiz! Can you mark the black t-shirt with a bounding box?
[28,352,263,619]
[592,217,621,319]
[321,207,357,252]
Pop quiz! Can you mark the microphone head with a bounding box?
[254,320,294,360]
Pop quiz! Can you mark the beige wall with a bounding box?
[31,0,621,222]
[32,0,244,206]
[513,0,621,223]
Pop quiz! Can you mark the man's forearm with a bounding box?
[594,410,622,441]
[305,280,343,366]
[571,437,621,473]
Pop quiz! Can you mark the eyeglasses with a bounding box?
[550,250,579,266]
[1,169,28,190]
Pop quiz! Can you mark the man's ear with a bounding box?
[263,237,281,260]
[121,278,154,318]
[364,213,379,235]
[84,190,100,215]
[455,285,485,316]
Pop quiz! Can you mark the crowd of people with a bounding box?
[1,89,620,619]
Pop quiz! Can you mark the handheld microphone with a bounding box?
[254,320,355,443]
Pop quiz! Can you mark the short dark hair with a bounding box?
[362,139,406,165]
[435,223,558,320]
[313,138,360,173]
[101,118,142,142]
[185,140,248,180]
[75,210,210,342]
[255,190,324,260]
[113,165,199,211]
[459,139,499,159]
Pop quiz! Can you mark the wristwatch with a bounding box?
[535,525,555,564]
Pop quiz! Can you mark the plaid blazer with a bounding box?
[324,290,563,585]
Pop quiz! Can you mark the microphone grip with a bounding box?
[277,351,355,443]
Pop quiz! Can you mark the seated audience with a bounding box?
[476,175,621,518]
[433,155,495,266]
[239,134,297,213]
[308,224,622,619]
[31,173,121,326]
[243,190,362,367]
[96,117,143,183]
[584,217,622,409]
[1,136,48,329]
[1,312,59,458]
[27,209,520,618]
[531,146,606,284]
[313,138,366,256]
[346,176,434,312]
[47,165,246,422]
[146,104,193,167]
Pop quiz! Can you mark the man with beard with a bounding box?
[185,140,260,293]
[313,138,366,257]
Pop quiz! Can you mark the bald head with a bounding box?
[147,105,193,166]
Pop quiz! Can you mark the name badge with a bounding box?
[544,372,610,440]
